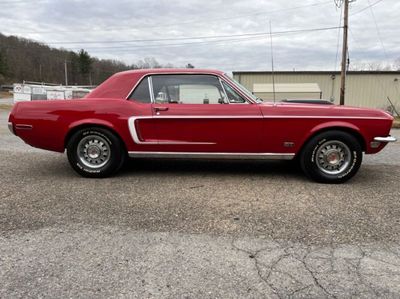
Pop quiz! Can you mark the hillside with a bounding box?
[0,33,168,86]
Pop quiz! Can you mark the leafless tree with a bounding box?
[0,33,172,85]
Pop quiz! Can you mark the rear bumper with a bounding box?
[8,122,15,135]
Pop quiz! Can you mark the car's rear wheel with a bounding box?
[300,130,363,183]
[67,127,126,178]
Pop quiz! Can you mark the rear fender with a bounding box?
[68,118,116,132]
[65,119,121,148]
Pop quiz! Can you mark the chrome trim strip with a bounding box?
[151,115,261,119]
[132,115,386,120]
[148,76,155,104]
[373,136,397,143]
[128,151,295,160]
[15,124,33,130]
[264,116,389,120]
[218,77,229,104]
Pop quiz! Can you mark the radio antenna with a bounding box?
[269,20,276,104]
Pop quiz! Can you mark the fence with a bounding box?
[13,82,95,103]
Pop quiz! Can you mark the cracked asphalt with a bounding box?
[1,105,400,298]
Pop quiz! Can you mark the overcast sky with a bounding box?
[1,0,399,72]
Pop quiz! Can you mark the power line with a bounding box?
[346,24,394,106]
[350,0,384,15]
[5,1,332,35]
[0,0,48,3]
[0,26,342,53]
[367,0,388,59]
[65,36,271,51]
[334,4,344,70]
[45,26,342,45]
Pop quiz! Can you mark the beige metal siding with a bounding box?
[255,92,321,101]
[233,73,400,110]
[253,83,322,100]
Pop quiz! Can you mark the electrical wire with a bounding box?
[45,26,342,45]
[64,36,270,51]
[367,0,388,59]
[347,25,395,106]
[0,0,48,3]
[350,0,384,15]
[5,1,332,35]
[334,5,343,71]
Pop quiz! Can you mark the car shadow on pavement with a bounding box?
[120,158,306,179]
[13,153,391,186]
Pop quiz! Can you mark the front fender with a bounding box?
[309,121,362,136]
[299,120,366,153]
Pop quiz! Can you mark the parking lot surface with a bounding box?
[1,106,400,298]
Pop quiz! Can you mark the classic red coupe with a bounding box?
[8,69,396,183]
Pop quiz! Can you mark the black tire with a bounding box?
[67,127,126,178]
[300,130,363,184]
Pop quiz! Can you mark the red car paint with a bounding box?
[8,69,394,157]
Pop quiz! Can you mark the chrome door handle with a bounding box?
[154,106,169,112]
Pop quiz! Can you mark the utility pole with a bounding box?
[339,0,349,105]
[64,60,68,86]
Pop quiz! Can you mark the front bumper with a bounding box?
[370,136,397,149]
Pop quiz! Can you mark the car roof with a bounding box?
[86,68,226,99]
[115,68,225,77]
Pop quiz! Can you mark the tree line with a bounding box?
[0,33,191,86]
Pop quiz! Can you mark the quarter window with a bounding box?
[128,77,151,103]
[221,81,246,104]
[151,75,226,104]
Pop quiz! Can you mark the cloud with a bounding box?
[1,0,399,72]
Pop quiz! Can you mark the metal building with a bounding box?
[232,71,400,111]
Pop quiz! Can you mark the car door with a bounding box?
[149,74,263,153]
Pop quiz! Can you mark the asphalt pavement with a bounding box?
[1,106,400,298]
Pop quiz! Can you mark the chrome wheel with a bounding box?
[315,140,351,175]
[77,135,111,169]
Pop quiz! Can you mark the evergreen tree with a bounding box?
[77,49,92,83]
[0,49,8,76]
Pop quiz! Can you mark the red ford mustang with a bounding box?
[8,69,396,183]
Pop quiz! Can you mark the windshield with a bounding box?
[223,74,262,102]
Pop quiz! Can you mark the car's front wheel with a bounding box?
[67,127,126,178]
[300,130,363,183]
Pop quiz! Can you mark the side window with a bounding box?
[222,81,246,104]
[151,75,226,104]
[128,77,151,103]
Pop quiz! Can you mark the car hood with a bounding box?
[259,101,394,120]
